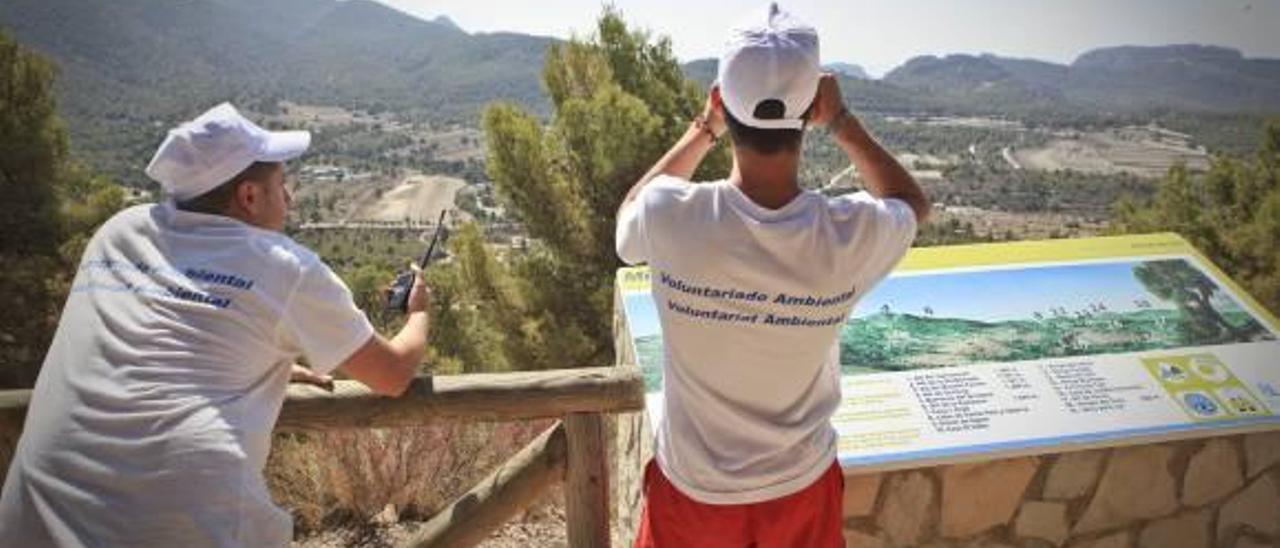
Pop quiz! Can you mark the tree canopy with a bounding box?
[0,30,123,387]
[1112,121,1280,317]
[426,10,730,373]
[1133,259,1247,342]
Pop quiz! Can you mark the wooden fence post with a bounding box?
[565,412,609,548]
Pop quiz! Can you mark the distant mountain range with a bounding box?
[0,0,554,118]
[826,62,871,80]
[684,44,1280,115]
[883,45,1280,113]
[0,0,552,178]
[1,0,1278,178]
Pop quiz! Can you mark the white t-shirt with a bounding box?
[616,177,916,504]
[0,202,375,547]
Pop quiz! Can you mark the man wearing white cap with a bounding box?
[0,103,430,546]
[616,4,929,546]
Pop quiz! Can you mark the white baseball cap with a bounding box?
[145,102,311,202]
[718,3,820,130]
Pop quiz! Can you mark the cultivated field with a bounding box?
[273,101,399,128]
[351,175,466,224]
[1012,126,1210,178]
[930,206,1107,240]
[292,172,467,226]
[271,102,484,163]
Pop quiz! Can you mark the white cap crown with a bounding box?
[145,103,311,202]
[718,3,820,130]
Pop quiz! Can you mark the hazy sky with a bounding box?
[374,0,1280,77]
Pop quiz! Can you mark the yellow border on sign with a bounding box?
[895,232,1188,271]
[615,232,1280,332]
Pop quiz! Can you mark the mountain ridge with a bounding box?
[883,44,1280,112]
[2,0,1279,180]
[0,0,553,178]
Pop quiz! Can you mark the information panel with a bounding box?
[615,233,1280,469]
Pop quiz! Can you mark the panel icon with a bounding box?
[1141,353,1272,421]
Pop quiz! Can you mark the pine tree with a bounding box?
[0,30,124,387]
[1112,121,1280,316]
[0,30,71,387]
[428,10,730,372]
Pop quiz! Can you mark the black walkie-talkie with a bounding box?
[386,209,450,313]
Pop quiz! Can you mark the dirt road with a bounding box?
[352,174,466,224]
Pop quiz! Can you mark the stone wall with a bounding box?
[608,418,1280,547]
[611,292,650,547]
[840,431,1280,548]
[610,408,650,547]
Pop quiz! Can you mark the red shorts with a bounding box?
[634,459,845,548]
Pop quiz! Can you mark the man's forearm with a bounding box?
[335,309,429,396]
[831,114,931,222]
[620,123,718,212]
[390,311,429,371]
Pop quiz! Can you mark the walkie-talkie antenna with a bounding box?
[418,209,449,268]
[385,208,452,313]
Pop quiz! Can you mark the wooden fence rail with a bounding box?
[0,366,645,548]
[0,367,643,430]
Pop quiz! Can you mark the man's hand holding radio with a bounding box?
[406,262,431,315]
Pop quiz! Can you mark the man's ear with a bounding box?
[233,179,259,215]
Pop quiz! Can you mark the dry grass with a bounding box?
[290,490,567,548]
[266,419,556,533]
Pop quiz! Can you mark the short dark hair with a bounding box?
[176,162,277,215]
[723,103,807,155]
